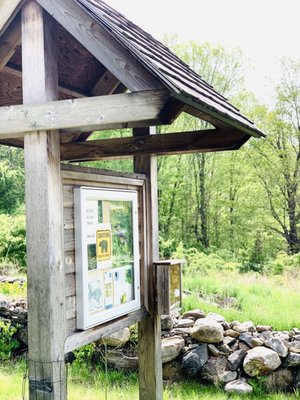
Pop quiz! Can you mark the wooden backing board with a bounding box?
[61,165,149,352]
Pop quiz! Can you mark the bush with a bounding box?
[0,321,19,360]
[0,214,26,272]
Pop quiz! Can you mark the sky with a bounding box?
[107,0,300,104]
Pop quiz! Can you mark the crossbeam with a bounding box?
[0,89,169,139]
[61,128,249,161]
[0,16,21,72]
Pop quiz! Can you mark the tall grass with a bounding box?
[183,270,300,330]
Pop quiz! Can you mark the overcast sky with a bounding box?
[107,0,300,103]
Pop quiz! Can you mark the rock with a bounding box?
[208,344,224,357]
[218,343,232,355]
[263,368,293,393]
[233,321,255,333]
[294,369,300,390]
[106,350,138,371]
[225,379,253,394]
[264,337,288,357]
[163,359,183,381]
[290,346,300,354]
[251,338,264,347]
[102,328,131,347]
[161,336,185,363]
[221,370,238,383]
[161,315,173,331]
[243,347,281,377]
[191,318,223,343]
[239,332,254,348]
[200,357,227,384]
[238,342,251,352]
[224,329,240,338]
[170,327,191,336]
[284,352,300,367]
[227,350,247,371]
[256,325,272,333]
[223,336,237,346]
[207,312,225,324]
[176,318,195,328]
[182,309,205,320]
[181,344,208,377]
[259,331,272,340]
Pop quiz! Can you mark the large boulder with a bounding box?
[263,369,293,393]
[181,344,208,377]
[161,336,185,363]
[102,328,131,347]
[191,318,223,343]
[243,347,281,377]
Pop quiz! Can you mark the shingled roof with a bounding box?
[0,0,264,151]
[74,0,263,138]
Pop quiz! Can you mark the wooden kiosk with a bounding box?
[0,0,263,399]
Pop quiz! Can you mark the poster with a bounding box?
[75,187,140,330]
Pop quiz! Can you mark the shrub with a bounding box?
[0,321,19,360]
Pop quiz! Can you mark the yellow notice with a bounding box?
[96,230,111,261]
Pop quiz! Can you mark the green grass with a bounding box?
[0,360,299,400]
[183,270,300,330]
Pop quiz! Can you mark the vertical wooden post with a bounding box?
[134,127,163,400]
[22,2,66,399]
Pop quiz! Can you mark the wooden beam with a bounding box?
[0,0,23,37]
[22,2,66,399]
[0,89,169,139]
[3,63,87,99]
[0,16,21,73]
[36,0,163,91]
[60,129,249,161]
[134,127,163,400]
[91,70,121,96]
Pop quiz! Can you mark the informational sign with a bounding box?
[74,187,140,330]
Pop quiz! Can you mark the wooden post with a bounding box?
[134,127,163,400]
[22,2,66,399]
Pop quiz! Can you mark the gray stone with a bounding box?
[218,343,232,355]
[191,318,223,343]
[161,315,174,331]
[107,350,138,371]
[221,370,238,383]
[182,309,205,320]
[264,337,288,357]
[225,379,253,394]
[200,357,227,384]
[259,331,273,340]
[102,327,131,347]
[181,344,208,377]
[223,336,237,346]
[239,332,254,348]
[243,347,281,377]
[263,368,293,393]
[208,344,224,357]
[170,327,191,336]
[227,350,247,371]
[176,318,195,328]
[207,312,225,324]
[285,352,300,367]
[161,336,185,363]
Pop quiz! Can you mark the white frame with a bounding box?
[74,187,141,330]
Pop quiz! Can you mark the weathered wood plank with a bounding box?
[61,128,248,161]
[65,307,149,353]
[134,127,163,400]
[36,0,163,92]
[0,16,21,73]
[0,89,169,138]
[22,3,66,399]
[0,0,23,37]
[91,70,120,96]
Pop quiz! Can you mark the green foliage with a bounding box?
[0,214,26,271]
[0,322,19,361]
[0,281,26,298]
